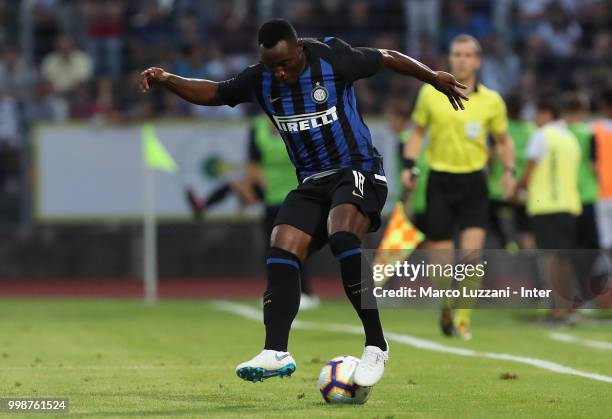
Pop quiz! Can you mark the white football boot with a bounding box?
[235,350,296,382]
[299,293,320,311]
[354,339,389,386]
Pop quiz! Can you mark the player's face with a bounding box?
[535,109,554,127]
[449,40,481,81]
[260,39,305,83]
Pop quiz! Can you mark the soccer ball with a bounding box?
[318,355,372,404]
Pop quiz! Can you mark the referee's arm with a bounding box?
[492,132,516,199]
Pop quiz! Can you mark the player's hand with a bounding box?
[432,71,469,111]
[501,171,517,200]
[401,168,416,191]
[140,67,169,92]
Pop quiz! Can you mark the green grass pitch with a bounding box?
[0,299,610,418]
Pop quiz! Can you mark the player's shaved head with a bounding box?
[258,19,306,83]
[258,19,298,49]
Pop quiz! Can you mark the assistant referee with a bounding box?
[402,34,515,339]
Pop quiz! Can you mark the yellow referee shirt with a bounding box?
[412,83,508,173]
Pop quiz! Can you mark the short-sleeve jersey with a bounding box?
[218,37,384,181]
[412,83,508,173]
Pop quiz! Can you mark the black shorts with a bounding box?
[273,169,388,248]
[531,213,576,249]
[412,212,428,236]
[575,203,600,249]
[426,170,489,241]
[264,205,282,244]
[489,200,530,234]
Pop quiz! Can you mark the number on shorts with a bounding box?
[352,170,365,195]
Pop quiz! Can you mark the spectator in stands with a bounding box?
[175,11,204,47]
[443,0,492,47]
[32,0,62,60]
[404,0,440,56]
[127,0,175,70]
[41,34,93,96]
[207,1,256,60]
[0,92,20,192]
[0,46,32,101]
[480,33,520,97]
[173,45,208,80]
[531,3,582,58]
[81,0,125,78]
[344,0,376,46]
[27,80,68,121]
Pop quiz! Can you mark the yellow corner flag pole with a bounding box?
[141,123,178,304]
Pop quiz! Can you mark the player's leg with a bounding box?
[328,203,386,348]
[236,224,311,382]
[327,169,388,386]
[263,223,312,347]
[454,170,489,339]
[263,205,318,310]
[454,227,486,339]
[425,171,457,336]
[237,185,327,382]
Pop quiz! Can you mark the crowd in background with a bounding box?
[0,0,612,222]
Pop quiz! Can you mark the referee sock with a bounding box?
[329,232,387,351]
[263,247,301,352]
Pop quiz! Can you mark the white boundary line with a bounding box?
[549,332,612,351]
[213,300,612,384]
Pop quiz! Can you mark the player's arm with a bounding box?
[492,132,516,199]
[246,128,266,189]
[379,50,469,111]
[330,38,467,110]
[140,67,225,106]
[401,125,425,190]
[518,160,537,191]
[517,131,545,194]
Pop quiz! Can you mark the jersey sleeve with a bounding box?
[526,130,547,162]
[411,86,430,128]
[326,37,383,82]
[217,67,256,107]
[490,93,509,134]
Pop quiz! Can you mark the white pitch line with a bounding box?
[0,365,170,371]
[549,332,612,351]
[213,300,612,384]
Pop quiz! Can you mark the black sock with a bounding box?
[300,265,312,296]
[203,183,232,208]
[263,247,301,351]
[329,232,386,351]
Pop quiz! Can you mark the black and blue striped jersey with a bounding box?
[218,37,385,182]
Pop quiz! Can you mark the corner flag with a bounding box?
[141,123,177,173]
[373,202,425,284]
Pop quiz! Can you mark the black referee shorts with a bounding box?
[273,168,388,249]
[425,169,489,241]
